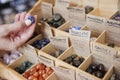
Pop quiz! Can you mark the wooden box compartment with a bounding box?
[93,31,119,56]
[22,62,54,80]
[86,0,118,35]
[27,34,50,51]
[52,28,71,46]
[56,46,85,70]
[8,54,37,74]
[0,62,26,80]
[76,55,114,80]
[0,51,23,66]
[29,0,55,19]
[40,43,69,60]
[67,0,98,27]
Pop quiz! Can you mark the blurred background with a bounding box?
[0,0,37,24]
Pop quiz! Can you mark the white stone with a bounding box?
[25,19,32,26]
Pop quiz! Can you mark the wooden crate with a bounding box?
[86,0,118,35]
[76,55,114,80]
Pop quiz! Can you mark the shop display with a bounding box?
[31,38,50,49]
[25,15,35,26]
[14,61,33,74]
[0,51,22,65]
[86,63,106,78]
[0,0,120,80]
[63,54,85,67]
[50,49,64,58]
[47,13,66,28]
[23,63,53,80]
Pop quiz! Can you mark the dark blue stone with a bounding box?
[72,26,81,30]
[28,15,35,24]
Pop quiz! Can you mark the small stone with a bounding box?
[95,71,104,78]
[47,14,65,28]
[31,38,50,49]
[63,57,72,64]
[79,57,85,63]
[53,13,62,22]
[73,59,81,67]
[86,68,93,74]
[41,17,48,22]
[25,15,35,26]
[70,61,74,65]
[28,16,35,24]
[71,26,81,30]
[70,54,77,59]
[107,43,115,48]
[90,64,98,71]
[97,64,105,72]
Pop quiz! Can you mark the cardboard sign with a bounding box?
[44,23,53,38]
[70,0,82,5]
[20,45,38,63]
[38,55,54,67]
[106,19,120,46]
[49,36,69,51]
[92,43,116,69]
[53,66,75,80]
[41,2,53,18]
[55,0,70,8]
[67,6,86,27]
[69,29,91,57]
[54,0,70,20]
[87,14,106,35]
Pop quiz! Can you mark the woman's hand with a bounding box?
[0,12,37,51]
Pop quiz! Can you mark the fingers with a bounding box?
[13,15,37,48]
[20,12,27,22]
[15,13,20,22]
[25,13,30,20]
[14,12,27,22]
